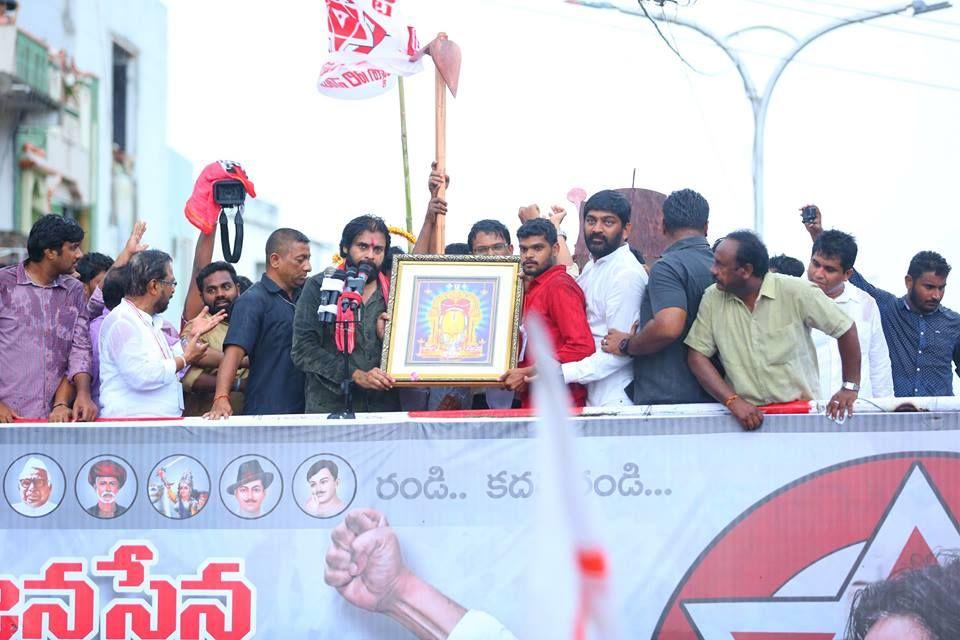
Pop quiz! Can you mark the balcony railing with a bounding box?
[0,23,57,110]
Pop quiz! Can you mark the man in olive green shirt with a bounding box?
[685,230,861,430]
[292,215,400,415]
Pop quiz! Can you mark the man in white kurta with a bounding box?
[813,282,893,399]
[99,250,220,417]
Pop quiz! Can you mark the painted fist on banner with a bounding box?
[324,508,408,612]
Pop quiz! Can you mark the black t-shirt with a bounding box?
[633,236,715,405]
[224,274,305,415]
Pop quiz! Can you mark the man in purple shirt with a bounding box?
[0,215,98,422]
[89,266,129,408]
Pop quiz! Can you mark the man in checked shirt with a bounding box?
[806,207,960,398]
[0,215,97,423]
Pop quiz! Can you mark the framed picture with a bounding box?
[382,255,523,386]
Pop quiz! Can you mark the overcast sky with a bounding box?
[166,0,960,302]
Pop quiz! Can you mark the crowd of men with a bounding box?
[2,166,959,430]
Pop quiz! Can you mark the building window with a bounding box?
[111,43,133,155]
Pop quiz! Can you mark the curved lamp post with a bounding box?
[568,0,952,236]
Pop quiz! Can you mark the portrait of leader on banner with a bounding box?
[5,454,64,518]
[77,456,136,520]
[148,455,212,520]
[221,456,282,520]
[294,453,357,520]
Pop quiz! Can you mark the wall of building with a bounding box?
[0,113,15,231]
[15,0,173,257]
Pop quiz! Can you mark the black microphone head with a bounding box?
[346,265,359,278]
[331,269,347,281]
[321,265,337,278]
[357,263,374,278]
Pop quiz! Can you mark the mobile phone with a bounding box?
[800,205,818,224]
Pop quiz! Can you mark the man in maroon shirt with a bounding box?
[500,219,595,407]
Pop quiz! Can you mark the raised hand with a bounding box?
[518,204,540,223]
[428,161,450,196]
[548,205,567,228]
[114,220,149,268]
[324,509,407,613]
[802,205,823,241]
[189,307,227,337]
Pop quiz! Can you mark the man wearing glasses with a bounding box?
[99,250,223,417]
[12,457,58,517]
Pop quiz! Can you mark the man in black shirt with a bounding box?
[205,228,312,417]
[602,188,715,404]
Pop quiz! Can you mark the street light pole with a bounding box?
[569,0,952,237]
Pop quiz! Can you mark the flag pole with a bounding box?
[398,77,414,242]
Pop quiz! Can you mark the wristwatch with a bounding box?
[841,381,860,392]
[618,338,630,355]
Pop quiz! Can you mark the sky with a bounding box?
[165,0,960,302]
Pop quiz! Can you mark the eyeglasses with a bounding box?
[157,279,178,288]
[20,478,48,489]
[473,243,509,255]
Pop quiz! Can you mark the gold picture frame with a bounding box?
[382,255,523,386]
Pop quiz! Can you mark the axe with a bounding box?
[416,33,461,254]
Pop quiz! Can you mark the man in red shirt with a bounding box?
[500,219,595,407]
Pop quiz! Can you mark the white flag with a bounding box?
[525,314,621,640]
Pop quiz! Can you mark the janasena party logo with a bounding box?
[654,452,960,639]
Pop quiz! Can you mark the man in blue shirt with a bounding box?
[807,209,960,397]
[205,228,313,417]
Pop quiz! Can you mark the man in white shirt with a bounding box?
[12,457,58,517]
[806,229,893,399]
[560,190,647,406]
[99,250,221,417]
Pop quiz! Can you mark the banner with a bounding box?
[318,0,422,99]
[2,411,960,638]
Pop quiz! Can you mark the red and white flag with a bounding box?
[318,0,422,99]
[524,314,621,640]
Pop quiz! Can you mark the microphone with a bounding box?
[345,262,374,293]
[317,267,347,324]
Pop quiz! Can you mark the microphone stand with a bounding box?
[328,287,363,420]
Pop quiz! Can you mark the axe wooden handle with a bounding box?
[433,38,448,255]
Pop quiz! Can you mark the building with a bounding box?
[0,0,184,270]
[0,1,332,321]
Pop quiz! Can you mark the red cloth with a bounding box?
[519,265,595,407]
[334,263,391,354]
[184,161,257,234]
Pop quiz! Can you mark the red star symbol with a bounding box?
[682,463,959,638]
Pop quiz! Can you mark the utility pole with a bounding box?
[569,0,952,237]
